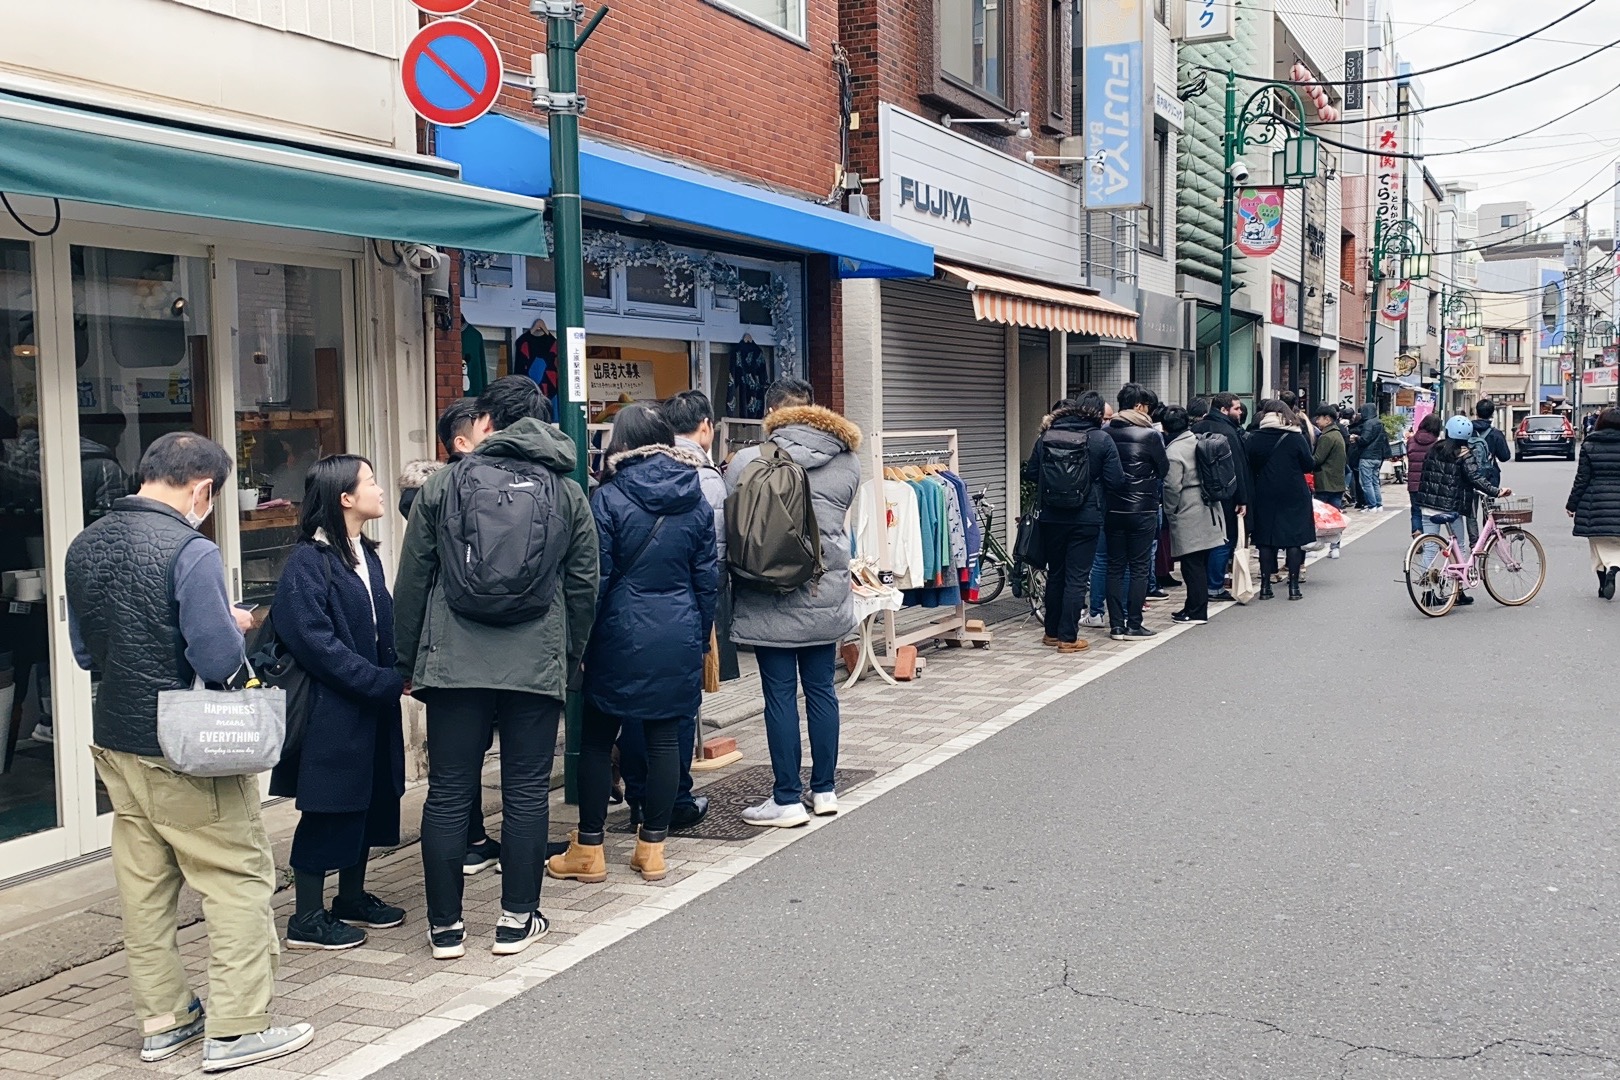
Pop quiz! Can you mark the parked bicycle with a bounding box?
[1404,496,1546,617]
[968,490,1044,621]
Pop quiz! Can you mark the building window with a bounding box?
[1155,0,1166,22]
[1047,0,1068,130]
[710,0,804,39]
[942,0,1004,99]
[1340,230,1357,288]
[1487,330,1523,365]
[1500,214,1518,228]
[1140,126,1167,256]
[1540,356,1563,386]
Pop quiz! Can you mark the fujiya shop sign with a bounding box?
[897,177,972,224]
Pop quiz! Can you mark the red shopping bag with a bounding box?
[1313,498,1347,539]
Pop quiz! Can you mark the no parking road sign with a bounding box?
[402,18,503,128]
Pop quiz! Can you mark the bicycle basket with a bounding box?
[1493,496,1533,525]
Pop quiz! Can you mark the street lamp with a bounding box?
[1587,318,1616,351]
[1437,286,1479,414]
[1365,218,1430,405]
[1218,75,1320,392]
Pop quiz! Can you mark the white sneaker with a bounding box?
[811,792,838,816]
[1079,612,1106,629]
[742,798,810,828]
[1328,545,1341,560]
[30,723,52,744]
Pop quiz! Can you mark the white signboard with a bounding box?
[589,359,656,401]
[1181,0,1233,43]
[1082,0,1153,211]
[565,326,587,403]
[1153,86,1185,132]
[880,104,1085,286]
[1374,123,1403,238]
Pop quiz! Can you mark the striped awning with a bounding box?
[937,261,1138,340]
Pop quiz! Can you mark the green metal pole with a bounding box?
[1435,286,1447,417]
[1366,214,1382,406]
[1218,71,1237,392]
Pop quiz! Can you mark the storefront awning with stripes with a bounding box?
[936,261,1138,340]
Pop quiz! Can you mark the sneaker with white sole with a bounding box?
[30,722,52,744]
[1080,612,1106,629]
[141,1000,205,1062]
[811,792,838,816]
[1328,544,1341,559]
[429,921,465,960]
[492,910,549,956]
[201,1024,315,1073]
[742,798,810,828]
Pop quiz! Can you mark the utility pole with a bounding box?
[1571,203,1589,434]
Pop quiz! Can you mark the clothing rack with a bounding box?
[718,417,766,461]
[868,429,992,674]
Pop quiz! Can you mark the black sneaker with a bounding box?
[286,909,367,951]
[1146,588,1171,600]
[463,838,501,876]
[331,891,405,929]
[1124,625,1157,639]
[1171,611,1206,625]
[492,910,550,956]
[429,921,466,960]
[1211,590,1238,603]
[1109,626,1129,641]
[1455,592,1475,606]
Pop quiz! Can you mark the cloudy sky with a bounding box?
[1396,0,1620,233]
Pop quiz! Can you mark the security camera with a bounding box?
[399,243,446,276]
[1229,161,1252,184]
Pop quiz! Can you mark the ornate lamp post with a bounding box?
[1365,218,1430,405]
[1437,287,1480,415]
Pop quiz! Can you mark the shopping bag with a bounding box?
[156,663,286,777]
[1013,512,1046,570]
[1230,517,1258,604]
[703,627,721,694]
[1312,498,1348,540]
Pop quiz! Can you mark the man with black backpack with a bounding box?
[1192,393,1252,603]
[394,377,600,960]
[1022,392,1124,652]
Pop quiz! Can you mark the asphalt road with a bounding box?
[382,459,1618,1080]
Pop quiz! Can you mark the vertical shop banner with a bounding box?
[1374,123,1402,237]
[1181,0,1232,43]
[1343,51,1364,111]
[565,327,588,403]
[1235,187,1285,256]
[1444,328,1468,360]
[1084,0,1153,210]
[1381,280,1411,322]
[1338,364,1357,402]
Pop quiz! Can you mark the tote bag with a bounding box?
[157,662,286,777]
[1230,517,1258,605]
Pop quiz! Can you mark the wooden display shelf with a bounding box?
[239,505,298,532]
[235,409,337,432]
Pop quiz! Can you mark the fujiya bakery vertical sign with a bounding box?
[1374,123,1403,235]
[1084,0,1153,210]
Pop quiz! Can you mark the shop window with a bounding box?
[735,269,775,326]
[710,338,775,424]
[625,264,697,310]
[524,257,612,301]
[709,0,804,39]
[941,0,1004,100]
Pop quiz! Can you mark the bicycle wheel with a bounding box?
[1025,566,1047,620]
[972,555,1006,603]
[1481,527,1546,606]
[1405,535,1457,617]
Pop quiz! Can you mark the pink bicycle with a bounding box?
[1404,496,1546,617]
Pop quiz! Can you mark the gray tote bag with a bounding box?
[156,662,286,777]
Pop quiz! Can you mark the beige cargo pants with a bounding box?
[90,747,279,1040]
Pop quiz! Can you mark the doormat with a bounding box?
[611,765,878,842]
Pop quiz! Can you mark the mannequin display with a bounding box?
[513,319,559,414]
[725,334,767,420]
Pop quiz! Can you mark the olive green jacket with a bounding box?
[1312,425,1348,494]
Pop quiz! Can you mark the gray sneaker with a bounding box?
[201,1024,315,1073]
[140,1000,205,1062]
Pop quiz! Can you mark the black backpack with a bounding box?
[248,558,329,763]
[1193,432,1239,505]
[439,455,568,625]
[1037,429,1093,510]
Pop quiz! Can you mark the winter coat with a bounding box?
[269,539,405,815]
[583,445,718,722]
[1311,425,1347,494]
[1104,414,1169,517]
[79,438,129,524]
[1162,432,1228,557]
[675,435,726,563]
[1566,428,1620,537]
[1246,426,1317,549]
[1471,419,1512,475]
[1021,408,1126,527]
[724,405,861,648]
[396,459,446,521]
[1192,411,1253,508]
[393,418,600,701]
[1417,439,1501,515]
[1354,404,1389,463]
[1406,429,1439,495]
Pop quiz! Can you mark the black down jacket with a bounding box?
[1566,428,1620,537]
[583,444,719,724]
[1417,439,1501,516]
[1104,416,1169,516]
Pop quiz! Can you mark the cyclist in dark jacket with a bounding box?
[1418,415,1512,604]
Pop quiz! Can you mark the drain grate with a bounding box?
[611,765,878,842]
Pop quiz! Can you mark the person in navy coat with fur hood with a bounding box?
[549,403,718,885]
[268,454,406,951]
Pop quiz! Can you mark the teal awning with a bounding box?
[0,92,547,256]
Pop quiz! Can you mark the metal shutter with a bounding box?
[880,279,1009,534]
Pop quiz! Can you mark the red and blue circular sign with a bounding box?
[402,18,503,128]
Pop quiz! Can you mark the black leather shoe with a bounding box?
[1287,580,1303,601]
[1211,590,1238,603]
[669,796,710,831]
[1257,582,1274,600]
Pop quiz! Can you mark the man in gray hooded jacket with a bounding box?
[725,378,861,828]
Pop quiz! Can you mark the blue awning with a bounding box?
[435,113,933,279]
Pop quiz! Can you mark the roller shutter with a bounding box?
[880,279,1009,538]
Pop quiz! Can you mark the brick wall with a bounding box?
[433,250,464,437]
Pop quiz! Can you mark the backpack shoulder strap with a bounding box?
[613,515,666,583]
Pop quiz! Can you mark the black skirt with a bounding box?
[288,733,401,873]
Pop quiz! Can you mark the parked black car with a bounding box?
[1515,414,1576,461]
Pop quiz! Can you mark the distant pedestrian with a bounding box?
[1247,400,1316,601]
[270,456,407,952]
[1417,415,1512,607]
[1566,407,1620,600]
[1104,383,1169,639]
[1351,404,1389,512]
[1471,399,1512,488]
[1161,406,1225,624]
[65,433,314,1072]
[549,404,717,883]
[1342,407,1365,509]
[725,379,861,827]
[1405,413,1443,537]
[1192,392,1252,603]
[1309,405,1347,559]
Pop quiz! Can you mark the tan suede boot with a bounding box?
[545,831,607,883]
[630,838,667,882]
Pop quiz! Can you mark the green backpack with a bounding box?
[724,441,823,594]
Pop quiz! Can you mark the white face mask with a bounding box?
[184,481,214,529]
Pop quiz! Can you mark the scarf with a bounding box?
[1259,412,1288,431]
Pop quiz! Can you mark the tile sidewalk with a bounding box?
[0,498,1403,1080]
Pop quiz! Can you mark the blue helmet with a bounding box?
[1445,415,1474,440]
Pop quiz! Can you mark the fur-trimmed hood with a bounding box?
[599,442,706,516]
[762,404,862,453]
[1037,405,1093,435]
[398,459,445,492]
[602,441,711,478]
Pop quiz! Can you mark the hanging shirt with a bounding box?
[855,479,924,589]
[940,478,968,571]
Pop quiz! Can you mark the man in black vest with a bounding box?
[65,433,314,1073]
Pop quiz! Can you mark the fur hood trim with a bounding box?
[603,442,712,478]
[762,404,863,451]
[398,459,445,491]
[1037,405,1091,435]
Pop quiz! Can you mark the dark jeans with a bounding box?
[1040,521,1100,641]
[618,714,698,810]
[1258,546,1305,580]
[1180,548,1213,620]
[467,726,495,847]
[583,705,679,839]
[1207,502,1238,592]
[756,643,838,805]
[1316,490,1343,509]
[420,689,559,928]
[1105,514,1157,630]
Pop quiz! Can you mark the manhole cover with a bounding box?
[611,765,878,842]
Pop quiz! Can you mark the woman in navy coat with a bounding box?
[269,454,406,950]
[548,404,718,883]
